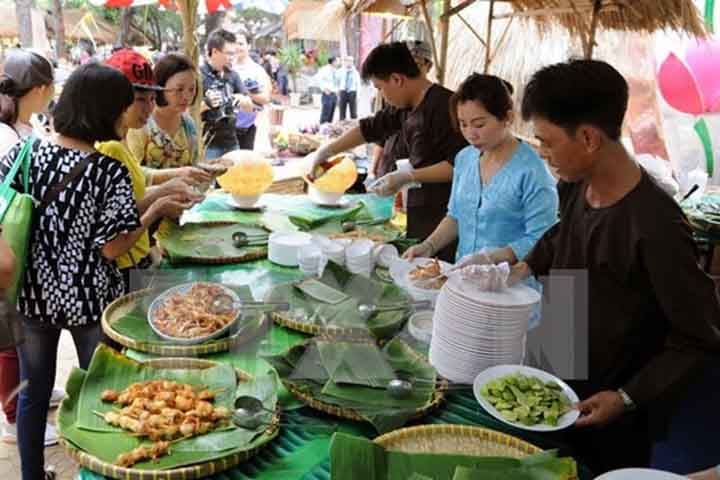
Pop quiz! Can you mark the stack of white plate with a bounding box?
[345,239,374,277]
[429,274,540,384]
[268,232,313,267]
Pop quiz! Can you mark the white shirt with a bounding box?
[314,64,340,93]
[233,58,272,95]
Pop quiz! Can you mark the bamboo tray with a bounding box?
[374,424,541,458]
[59,357,280,480]
[102,288,268,357]
[279,337,446,424]
[270,312,375,340]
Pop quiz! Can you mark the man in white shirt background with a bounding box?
[338,56,361,121]
[316,56,340,124]
[233,32,273,149]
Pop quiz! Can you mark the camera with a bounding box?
[204,78,235,123]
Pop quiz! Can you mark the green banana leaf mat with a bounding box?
[60,345,278,470]
[330,432,578,480]
[265,262,411,339]
[156,221,269,264]
[264,337,437,434]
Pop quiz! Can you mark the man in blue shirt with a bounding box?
[338,56,361,121]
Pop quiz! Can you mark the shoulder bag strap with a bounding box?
[0,136,35,195]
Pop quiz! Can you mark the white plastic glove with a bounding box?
[452,249,493,271]
[458,262,511,292]
[367,170,415,197]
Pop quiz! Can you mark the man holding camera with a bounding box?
[200,29,254,160]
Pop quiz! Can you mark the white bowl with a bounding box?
[307,185,344,206]
[595,469,686,480]
[231,193,262,208]
[408,310,434,344]
[268,232,313,267]
[373,244,399,268]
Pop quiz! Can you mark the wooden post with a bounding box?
[420,0,441,78]
[438,0,451,85]
[484,0,496,73]
[177,0,204,159]
[584,0,602,59]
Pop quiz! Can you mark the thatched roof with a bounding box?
[284,0,344,41]
[50,9,118,44]
[351,0,706,38]
[508,0,705,38]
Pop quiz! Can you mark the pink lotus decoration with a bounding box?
[657,38,720,115]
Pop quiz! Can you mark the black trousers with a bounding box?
[236,124,257,150]
[320,92,337,124]
[338,90,357,120]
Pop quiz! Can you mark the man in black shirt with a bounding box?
[200,29,253,160]
[506,59,720,473]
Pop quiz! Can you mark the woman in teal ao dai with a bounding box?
[404,73,558,327]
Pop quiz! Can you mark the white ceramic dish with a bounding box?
[147,282,240,345]
[408,310,433,344]
[268,232,313,267]
[473,364,580,432]
[595,469,686,480]
[307,185,344,206]
[230,193,262,209]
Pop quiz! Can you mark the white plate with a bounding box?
[595,470,687,480]
[147,282,240,345]
[446,274,540,308]
[473,364,580,432]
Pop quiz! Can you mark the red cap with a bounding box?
[105,49,163,91]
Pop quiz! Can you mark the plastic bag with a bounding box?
[457,262,511,292]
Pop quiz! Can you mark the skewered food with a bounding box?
[329,230,388,242]
[152,283,238,339]
[96,380,230,466]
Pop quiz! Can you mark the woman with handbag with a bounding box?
[0,62,187,480]
[0,49,65,448]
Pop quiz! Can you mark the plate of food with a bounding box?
[473,365,580,432]
[389,258,453,291]
[148,282,241,345]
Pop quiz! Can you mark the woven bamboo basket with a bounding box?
[266,178,306,195]
[288,132,322,155]
[270,312,376,340]
[102,289,269,357]
[164,248,268,265]
[374,424,540,458]
[281,337,446,423]
[59,357,281,480]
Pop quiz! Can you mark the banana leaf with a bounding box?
[183,193,368,230]
[265,262,411,338]
[59,348,279,471]
[330,433,578,480]
[76,345,237,432]
[264,338,437,433]
[109,285,261,345]
[156,221,268,264]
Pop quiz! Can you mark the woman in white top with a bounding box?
[0,49,64,451]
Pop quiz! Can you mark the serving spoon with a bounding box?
[210,294,289,315]
[232,231,269,248]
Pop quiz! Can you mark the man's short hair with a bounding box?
[521,59,629,140]
[360,42,420,81]
[206,29,236,57]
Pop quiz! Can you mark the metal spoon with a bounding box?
[210,294,290,315]
[232,231,269,248]
[341,218,389,232]
[357,300,431,317]
[386,378,414,399]
[232,396,337,432]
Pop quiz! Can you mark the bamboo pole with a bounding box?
[488,16,514,67]
[441,0,479,19]
[438,0,451,85]
[419,0,441,79]
[457,13,487,48]
[484,0,496,73]
[584,0,602,59]
[177,0,203,159]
